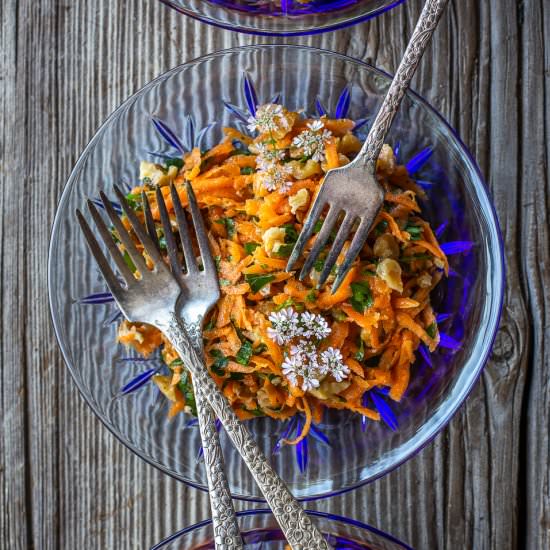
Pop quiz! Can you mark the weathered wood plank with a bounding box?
[0,0,546,548]
[522,1,550,548]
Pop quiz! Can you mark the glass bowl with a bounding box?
[158,0,406,36]
[152,509,412,549]
[48,45,504,502]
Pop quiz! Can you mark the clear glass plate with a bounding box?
[48,45,504,501]
[152,509,413,549]
[158,0,406,36]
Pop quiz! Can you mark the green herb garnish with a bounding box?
[375,220,388,235]
[240,166,255,175]
[209,349,228,376]
[404,224,423,241]
[235,341,254,365]
[244,242,260,255]
[313,219,324,233]
[245,273,275,293]
[219,278,231,286]
[350,281,374,313]
[426,322,437,339]
[215,217,236,238]
[253,343,268,355]
[275,297,295,311]
[125,193,142,211]
[355,338,365,362]
[178,372,197,416]
[165,157,184,169]
[273,243,294,258]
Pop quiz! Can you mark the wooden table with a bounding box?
[1,0,547,548]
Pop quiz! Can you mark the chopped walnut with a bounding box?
[373,234,400,259]
[376,258,403,293]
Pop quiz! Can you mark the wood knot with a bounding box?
[490,325,514,362]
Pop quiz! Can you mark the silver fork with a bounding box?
[286,0,449,293]
[141,184,243,549]
[77,184,332,550]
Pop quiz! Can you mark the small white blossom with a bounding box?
[292,120,333,162]
[267,307,299,344]
[307,120,325,132]
[257,163,292,193]
[282,349,321,392]
[255,142,286,170]
[300,311,331,340]
[320,347,350,382]
[247,104,290,135]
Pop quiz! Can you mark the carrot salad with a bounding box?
[116,103,447,445]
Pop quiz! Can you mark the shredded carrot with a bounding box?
[116,105,448,442]
[284,396,312,445]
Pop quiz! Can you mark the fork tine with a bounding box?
[99,190,149,274]
[141,190,160,250]
[112,185,164,267]
[185,181,215,275]
[171,183,199,274]
[76,209,123,302]
[298,205,340,281]
[317,213,356,288]
[155,185,182,280]
[331,217,372,293]
[286,196,326,273]
[86,199,135,285]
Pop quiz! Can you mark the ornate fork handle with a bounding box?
[187,320,244,549]
[356,0,449,171]
[160,313,332,550]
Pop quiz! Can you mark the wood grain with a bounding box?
[0,0,545,548]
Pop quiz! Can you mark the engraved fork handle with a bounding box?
[188,321,244,549]
[356,0,449,171]
[161,313,332,550]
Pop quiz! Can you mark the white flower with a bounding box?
[257,163,292,193]
[255,142,286,170]
[301,373,321,392]
[320,347,350,382]
[267,307,299,344]
[282,349,321,392]
[292,120,333,162]
[300,311,331,340]
[307,120,325,132]
[247,104,290,134]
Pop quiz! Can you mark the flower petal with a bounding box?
[335,86,351,119]
[151,117,185,154]
[406,146,433,174]
[120,367,160,394]
[79,291,115,304]
[371,391,398,431]
[243,73,259,116]
[440,241,474,255]
[439,332,462,350]
[308,423,331,446]
[419,343,433,368]
[195,121,217,151]
[90,197,122,215]
[435,221,448,238]
[182,114,195,153]
[223,101,249,123]
[315,97,327,117]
